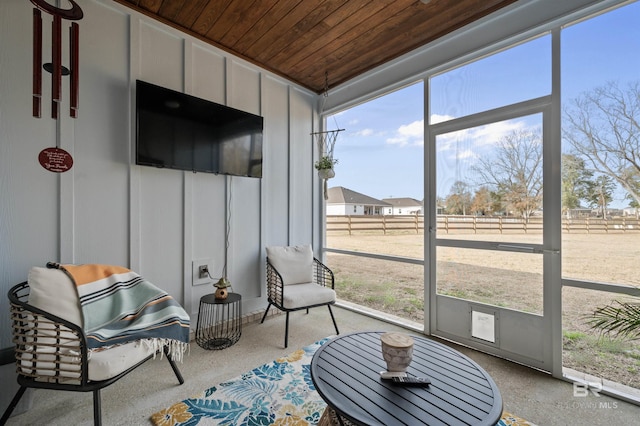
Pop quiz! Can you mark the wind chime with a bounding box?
[31,0,83,173]
[312,72,344,200]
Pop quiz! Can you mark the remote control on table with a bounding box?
[379,371,407,379]
[391,376,430,386]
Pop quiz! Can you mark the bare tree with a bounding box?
[472,130,543,220]
[562,154,593,218]
[585,175,616,219]
[624,168,640,217]
[445,180,472,215]
[471,186,501,216]
[563,81,640,207]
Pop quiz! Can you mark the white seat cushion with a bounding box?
[282,283,336,310]
[88,340,157,381]
[266,245,314,285]
[19,340,157,383]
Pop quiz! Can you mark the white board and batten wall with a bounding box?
[0,0,320,348]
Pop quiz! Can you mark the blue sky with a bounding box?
[327,1,640,208]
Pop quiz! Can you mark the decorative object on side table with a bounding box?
[380,332,414,372]
[214,277,231,300]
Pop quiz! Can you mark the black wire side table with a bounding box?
[196,292,242,350]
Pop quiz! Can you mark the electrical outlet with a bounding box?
[199,265,209,279]
[192,259,213,286]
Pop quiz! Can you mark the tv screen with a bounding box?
[136,80,263,178]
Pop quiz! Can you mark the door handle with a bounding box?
[497,244,559,255]
[497,244,534,252]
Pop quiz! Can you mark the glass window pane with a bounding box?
[327,230,423,258]
[435,114,543,245]
[326,82,424,203]
[563,287,640,391]
[430,35,551,123]
[561,1,640,394]
[325,253,424,324]
[561,2,640,288]
[325,82,425,325]
[563,233,639,286]
[436,246,543,314]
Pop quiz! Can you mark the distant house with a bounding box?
[382,197,423,216]
[565,208,592,219]
[326,187,390,215]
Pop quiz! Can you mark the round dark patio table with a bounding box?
[311,331,503,426]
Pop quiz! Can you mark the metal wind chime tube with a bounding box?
[51,14,62,119]
[31,0,83,120]
[33,9,42,117]
[70,22,80,118]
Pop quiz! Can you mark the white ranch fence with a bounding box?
[327,215,640,235]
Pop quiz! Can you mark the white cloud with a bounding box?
[457,149,476,159]
[387,136,408,145]
[471,120,527,145]
[399,120,423,137]
[386,120,424,146]
[436,119,528,155]
[353,128,374,137]
[430,113,456,124]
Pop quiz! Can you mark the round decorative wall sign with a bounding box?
[38,147,73,173]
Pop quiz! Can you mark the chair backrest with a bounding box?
[266,245,314,285]
[9,280,85,383]
[8,267,87,383]
[27,267,83,326]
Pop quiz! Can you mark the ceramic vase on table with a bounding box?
[380,332,414,372]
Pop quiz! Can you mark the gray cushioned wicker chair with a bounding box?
[260,245,339,348]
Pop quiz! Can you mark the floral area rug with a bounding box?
[151,338,535,426]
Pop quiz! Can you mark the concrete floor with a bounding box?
[3,305,639,425]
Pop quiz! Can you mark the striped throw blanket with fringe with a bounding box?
[47,262,190,361]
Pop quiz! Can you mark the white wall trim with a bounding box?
[128,13,141,272]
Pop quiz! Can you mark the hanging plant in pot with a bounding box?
[315,156,338,179]
[214,277,232,300]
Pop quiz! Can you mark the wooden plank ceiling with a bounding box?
[114,0,516,93]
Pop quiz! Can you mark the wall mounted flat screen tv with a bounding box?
[136,80,263,178]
